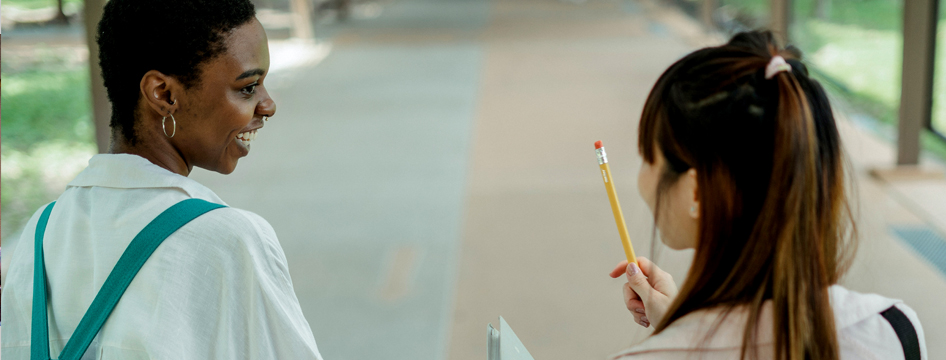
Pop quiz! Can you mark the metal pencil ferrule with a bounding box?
[596,148,608,165]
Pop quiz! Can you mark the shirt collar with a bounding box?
[67,153,227,205]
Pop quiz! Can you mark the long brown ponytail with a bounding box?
[637,31,856,360]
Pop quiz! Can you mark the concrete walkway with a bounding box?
[194,1,487,359]
[186,0,946,359]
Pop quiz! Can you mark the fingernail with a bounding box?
[634,308,645,314]
[640,316,648,323]
[627,262,639,276]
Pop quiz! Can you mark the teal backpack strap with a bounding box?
[31,198,225,360]
[31,202,57,360]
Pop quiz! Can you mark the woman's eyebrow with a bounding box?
[235,69,265,80]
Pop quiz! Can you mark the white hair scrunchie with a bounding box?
[765,55,792,79]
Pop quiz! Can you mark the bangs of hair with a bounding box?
[638,87,663,165]
[638,66,674,165]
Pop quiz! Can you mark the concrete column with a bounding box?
[83,0,112,153]
[898,0,938,165]
[701,0,717,29]
[290,0,314,40]
[770,0,791,45]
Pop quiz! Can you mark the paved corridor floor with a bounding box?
[189,0,946,358]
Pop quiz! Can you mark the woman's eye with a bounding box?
[241,83,258,96]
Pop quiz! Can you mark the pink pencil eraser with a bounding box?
[595,140,603,149]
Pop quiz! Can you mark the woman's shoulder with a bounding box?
[168,205,293,279]
[829,285,900,324]
[612,287,927,360]
[610,306,771,359]
[164,204,283,262]
[830,285,928,359]
[197,206,273,230]
[178,205,278,245]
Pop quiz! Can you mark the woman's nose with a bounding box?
[258,89,276,117]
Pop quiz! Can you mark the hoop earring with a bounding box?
[162,113,177,138]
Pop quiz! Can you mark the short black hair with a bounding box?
[97,0,256,144]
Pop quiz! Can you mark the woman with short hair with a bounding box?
[0,1,323,359]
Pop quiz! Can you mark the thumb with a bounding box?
[625,262,652,302]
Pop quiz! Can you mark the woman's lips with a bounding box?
[235,129,257,147]
[233,129,258,154]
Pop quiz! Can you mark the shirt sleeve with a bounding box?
[0,205,49,356]
[235,209,324,360]
[147,207,324,360]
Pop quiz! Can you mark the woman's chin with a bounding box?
[223,140,250,172]
[233,138,251,156]
[660,237,693,250]
[219,161,238,175]
[214,144,247,175]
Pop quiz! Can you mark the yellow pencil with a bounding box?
[595,140,637,264]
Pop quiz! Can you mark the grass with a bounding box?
[931,21,946,138]
[1,142,97,237]
[719,0,904,120]
[793,0,902,31]
[722,0,904,31]
[719,0,946,161]
[2,0,83,10]
[1,0,944,241]
[923,131,946,161]
[1,67,96,239]
[797,20,902,108]
[2,69,95,150]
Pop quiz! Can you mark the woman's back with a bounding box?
[0,154,322,359]
[612,30,927,360]
[612,286,927,360]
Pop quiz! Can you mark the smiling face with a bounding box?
[170,19,275,174]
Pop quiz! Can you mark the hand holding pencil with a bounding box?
[608,257,678,328]
[596,140,677,328]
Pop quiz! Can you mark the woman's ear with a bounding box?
[686,168,699,219]
[140,70,181,116]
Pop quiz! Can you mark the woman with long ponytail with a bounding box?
[608,31,927,359]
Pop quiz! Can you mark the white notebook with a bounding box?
[487,316,535,360]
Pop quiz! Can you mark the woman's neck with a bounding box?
[109,131,192,177]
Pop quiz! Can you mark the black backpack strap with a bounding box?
[880,305,921,360]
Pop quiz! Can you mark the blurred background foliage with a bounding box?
[3,0,946,241]
[714,0,946,156]
[4,0,83,10]
[2,13,96,238]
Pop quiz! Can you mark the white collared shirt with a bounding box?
[610,285,927,360]
[1,154,323,360]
